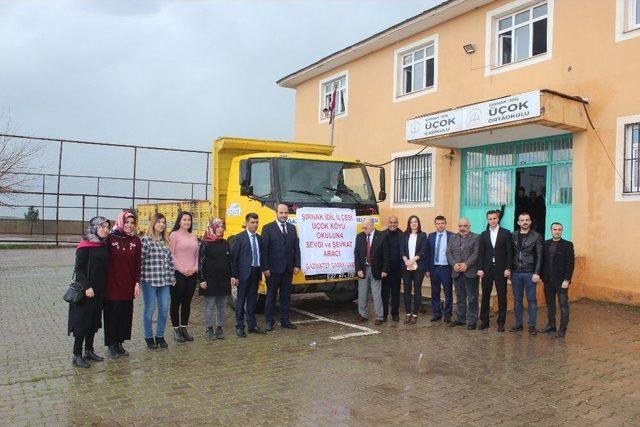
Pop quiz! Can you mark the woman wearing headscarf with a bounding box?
[68,216,111,368]
[140,213,175,349]
[198,218,237,340]
[104,210,142,358]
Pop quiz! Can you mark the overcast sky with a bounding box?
[0,0,443,219]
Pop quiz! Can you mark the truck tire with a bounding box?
[227,286,266,314]
[325,288,359,304]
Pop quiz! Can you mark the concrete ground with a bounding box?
[1,248,639,426]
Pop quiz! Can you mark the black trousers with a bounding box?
[265,271,293,325]
[403,269,425,315]
[544,283,570,330]
[480,265,508,326]
[381,269,401,318]
[73,333,95,356]
[171,271,198,327]
[103,300,133,346]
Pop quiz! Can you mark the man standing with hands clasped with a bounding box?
[261,203,301,331]
[477,210,513,332]
[510,212,544,335]
[539,222,575,338]
[354,218,389,325]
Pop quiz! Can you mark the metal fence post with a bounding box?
[55,141,63,246]
[81,195,86,234]
[96,177,100,217]
[132,147,137,209]
[205,153,210,200]
[41,174,46,235]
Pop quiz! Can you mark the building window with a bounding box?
[401,44,435,95]
[496,2,548,66]
[616,0,640,42]
[624,123,640,193]
[393,153,432,204]
[631,0,640,30]
[320,74,346,120]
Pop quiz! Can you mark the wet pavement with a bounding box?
[1,248,639,426]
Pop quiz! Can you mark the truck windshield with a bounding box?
[276,158,376,206]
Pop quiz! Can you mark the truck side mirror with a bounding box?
[240,160,253,196]
[378,168,386,202]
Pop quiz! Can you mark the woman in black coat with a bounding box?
[68,216,110,368]
[199,218,237,340]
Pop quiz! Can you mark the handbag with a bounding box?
[63,254,92,305]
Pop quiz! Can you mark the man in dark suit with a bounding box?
[477,210,513,332]
[539,222,575,338]
[231,212,266,337]
[261,203,301,331]
[427,215,455,323]
[354,217,389,325]
[381,216,403,322]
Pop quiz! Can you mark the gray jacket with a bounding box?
[446,232,480,278]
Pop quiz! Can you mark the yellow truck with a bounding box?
[137,136,386,306]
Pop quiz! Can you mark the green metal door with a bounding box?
[460,135,572,240]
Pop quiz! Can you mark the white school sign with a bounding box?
[406,90,541,141]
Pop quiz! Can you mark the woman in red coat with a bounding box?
[104,210,141,358]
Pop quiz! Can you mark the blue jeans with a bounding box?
[511,272,537,327]
[141,283,171,339]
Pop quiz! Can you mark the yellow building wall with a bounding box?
[291,0,640,304]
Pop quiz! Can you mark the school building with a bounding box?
[278,0,640,305]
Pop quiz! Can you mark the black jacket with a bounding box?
[68,245,109,337]
[399,231,429,271]
[381,229,403,272]
[231,231,263,282]
[354,230,389,280]
[199,239,236,296]
[511,230,544,274]
[477,227,513,273]
[541,238,575,287]
[261,220,301,274]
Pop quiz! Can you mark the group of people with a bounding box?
[355,211,575,339]
[67,203,574,369]
[67,204,301,368]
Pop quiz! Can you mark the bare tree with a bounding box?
[0,113,40,205]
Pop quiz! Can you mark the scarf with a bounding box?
[203,218,224,242]
[78,216,109,248]
[112,210,137,237]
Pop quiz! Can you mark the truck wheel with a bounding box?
[227,287,266,314]
[325,289,358,304]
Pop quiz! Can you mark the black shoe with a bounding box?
[206,327,215,340]
[248,326,266,334]
[555,329,566,338]
[107,345,120,359]
[116,342,129,356]
[281,321,297,330]
[72,355,91,368]
[215,327,224,340]
[174,327,186,343]
[510,325,523,332]
[265,323,274,332]
[155,337,168,348]
[444,317,451,323]
[467,323,477,330]
[539,324,557,333]
[145,338,158,349]
[236,328,246,338]
[430,316,442,322]
[529,325,538,336]
[392,315,400,322]
[497,324,505,332]
[83,349,104,362]
[449,320,466,327]
[181,327,194,341]
[479,323,489,330]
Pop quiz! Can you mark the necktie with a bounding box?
[281,222,287,236]
[365,234,372,264]
[251,233,259,267]
[435,233,442,264]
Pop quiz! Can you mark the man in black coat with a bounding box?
[477,210,513,332]
[381,216,403,322]
[231,212,266,337]
[539,222,575,338]
[261,203,301,331]
[354,217,389,325]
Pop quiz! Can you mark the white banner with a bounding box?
[297,207,357,276]
[406,90,541,141]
